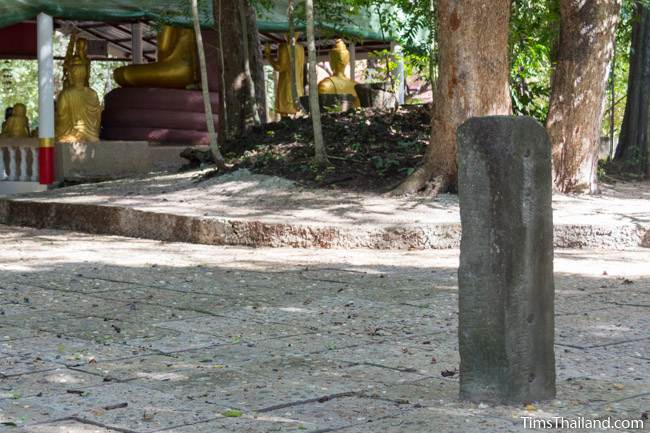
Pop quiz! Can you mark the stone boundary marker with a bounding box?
[0,198,648,250]
[457,116,556,404]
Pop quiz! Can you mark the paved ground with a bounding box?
[1,170,649,250]
[0,224,649,432]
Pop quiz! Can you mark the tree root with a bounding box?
[388,167,451,197]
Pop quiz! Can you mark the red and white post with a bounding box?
[37,12,55,185]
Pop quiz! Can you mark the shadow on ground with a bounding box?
[0,226,648,432]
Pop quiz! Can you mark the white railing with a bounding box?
[0,141,39,183]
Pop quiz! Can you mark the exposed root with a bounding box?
[389,167,451,197]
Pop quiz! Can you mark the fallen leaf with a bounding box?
[222,409,243,418]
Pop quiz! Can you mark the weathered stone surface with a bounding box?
[1,225,649,431]
[457,116,556,404]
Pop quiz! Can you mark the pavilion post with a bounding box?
[131,22,144,64]
[37,13,55,185]
[391,42,405,105]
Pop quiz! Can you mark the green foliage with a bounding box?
[0,60,38,126]
[509,0,558,121]
[354,0,434,56]
[602,0,635,138]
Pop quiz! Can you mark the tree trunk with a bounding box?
[191,0,226,169]
[237,0,261,125]
[392,0,512,195]
[546,0,622,193]
[616,2,650,175]
[213,0,266,140]
[305,0,328,166]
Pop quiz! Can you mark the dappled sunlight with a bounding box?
[1,225,649,431]
[5,170,648,239]
[2,226,650,282]
[44,372,86,384]
[135,371,189,381]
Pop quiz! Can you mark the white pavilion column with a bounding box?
[391,42,405,105]
[37,12,55,184]
[131,22,144,64]
[349,42,356,81]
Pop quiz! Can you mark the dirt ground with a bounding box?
[220,105,432,193]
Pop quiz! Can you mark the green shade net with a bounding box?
[255,0,387,42]
[0,0,214,29]
[255,1,430,54]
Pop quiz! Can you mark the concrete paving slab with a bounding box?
[266,396,412,430]
[556,306,650,348]
[0,335,148,366]
[16,382,224,432]
[0,368,105,400]
[23,420,124,433]
[154,315,315,343]
[0,355,61,377]
[0,225,648,432]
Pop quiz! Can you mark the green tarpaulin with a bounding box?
[0,0,214,29]
[255,0,387,42]
[0,1,427,50]
[0,0,390,42]
[255,1,429,52]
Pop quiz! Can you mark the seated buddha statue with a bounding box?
[0,103,30,138]
[113,25,199,89]
[264,33,305,116]
[318,39,360,108]
[56,58,102,143]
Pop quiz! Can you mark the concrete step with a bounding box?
[0,197,647,250]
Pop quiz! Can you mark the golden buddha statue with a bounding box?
[63,33,91,89]
[114,25,198,89]
[0,103,30,138]
[56,58,101,143]
[318,39,360,108]
[264,33,305,116]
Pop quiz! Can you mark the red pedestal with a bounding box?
[39,145,55,185]
[101,88,219,146]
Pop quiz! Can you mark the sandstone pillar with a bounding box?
[457,116,556,404]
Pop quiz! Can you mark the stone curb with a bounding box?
[0,198,648,250]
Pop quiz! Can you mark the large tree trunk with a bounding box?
[213,0,266,140]
[546,0,622,193]
[392,0,512,195]
[616,2,650,175]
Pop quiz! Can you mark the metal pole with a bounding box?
[393,43,405,105]
[349,42,356,82]
[131,22,144,64]
[37,13,55,185]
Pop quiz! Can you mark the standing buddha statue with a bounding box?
[265,33,305,116]
[55,58,102,143]
[113,25,199,89]
[63,33,91,89]
[318,39,360,108]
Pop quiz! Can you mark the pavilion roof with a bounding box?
[0,0,214,29]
